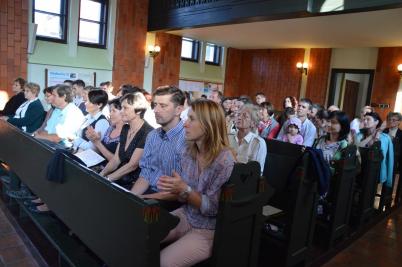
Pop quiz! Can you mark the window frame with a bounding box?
[78,0,109,49]
[181,37,200,62]
[32,0,69,43]
[205,43,222,66]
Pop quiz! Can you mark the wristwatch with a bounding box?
[179,185,192,201]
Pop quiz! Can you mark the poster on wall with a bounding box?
[179,79,224,99]
[47,70,94,87]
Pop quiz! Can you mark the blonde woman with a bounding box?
[156,99,236,267]
[1,82,45,133]
[100,93,153,189]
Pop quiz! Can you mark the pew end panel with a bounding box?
[314,145,357,249]
[194,161,274,267]
[260,140,318,267]
[350,142,383,228]
[211,161,274,267]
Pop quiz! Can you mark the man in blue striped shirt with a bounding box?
[131,86,186,195]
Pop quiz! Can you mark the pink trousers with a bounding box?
[160,208,215,267]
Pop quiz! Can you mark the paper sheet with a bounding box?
[74,149,105,168]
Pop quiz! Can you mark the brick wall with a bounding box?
[305,48,332,104]
[224,48,305,109]
[372,47,402,119]
[112,0,149,90]
[152,32,182,90]
[0,0,28,96]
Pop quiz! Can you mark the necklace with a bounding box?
[127,121,144,139]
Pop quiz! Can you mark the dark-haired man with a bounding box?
[35,85,84,148]
[208,89,223,105]
[277,98,317,147]
[72,79,86,108]
[255,92,266,105]
[131,86,186,196]
[100,81,115,100]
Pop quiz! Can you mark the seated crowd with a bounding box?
[1,77,401,267]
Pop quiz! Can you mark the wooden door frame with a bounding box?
[328,68,375,107]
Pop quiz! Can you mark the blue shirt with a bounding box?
[139,120,186,191]
[44,103,85,147]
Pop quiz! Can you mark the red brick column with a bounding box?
[0,0,28,95]
[152,32,182,90]
[112,0,149,90]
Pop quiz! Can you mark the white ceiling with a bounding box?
[168,8,402,49]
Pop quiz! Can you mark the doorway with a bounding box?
[328,69,375,119]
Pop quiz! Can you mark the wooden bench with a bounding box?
[259,140,318,267]
[349,142,383,228]
[314,145,357,248]
[391,137,401,207]
[0,120,179,267]
[1,120,274,267]
[196,161,274,267]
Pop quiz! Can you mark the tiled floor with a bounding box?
[0,204,40,267]
[323,209,402,267]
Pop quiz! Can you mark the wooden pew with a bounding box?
[208,161,274,267]
[314,145,357,248]
[349,142,383,228]
[392,137,401,207]
[0,120,179,267]
[259,140,318,267]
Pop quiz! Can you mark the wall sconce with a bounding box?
[296,62,309,75]
[148,45,161,58]
[398,64,402,76]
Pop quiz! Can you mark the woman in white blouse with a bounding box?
[1,82,45,133]
[72,89,110,152]
[228,103,267,174]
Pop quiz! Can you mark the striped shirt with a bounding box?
[182,148,235,229]
[139,120,186,191]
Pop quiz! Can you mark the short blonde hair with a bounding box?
[188,99,230,166]
[120,92,149,118]
[24,82,40,96]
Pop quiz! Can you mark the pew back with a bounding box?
[350,142,383,227]
[315,145,357,248]
[211,161,274,267]
[0,121,179,267]
[261,140,317,267]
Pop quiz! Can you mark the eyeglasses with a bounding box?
[387,118,400,122]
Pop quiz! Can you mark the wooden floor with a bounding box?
[323,208,402,267]
[0,202,40,267]
[1,194,401,267]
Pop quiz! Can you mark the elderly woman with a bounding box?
[356,112,394,188]
[155,99,236,267]
[100,93,153,189]
[229,104,267,174]
[86,97,124,161]
[72,89,109,152]
[1,82,45,133]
